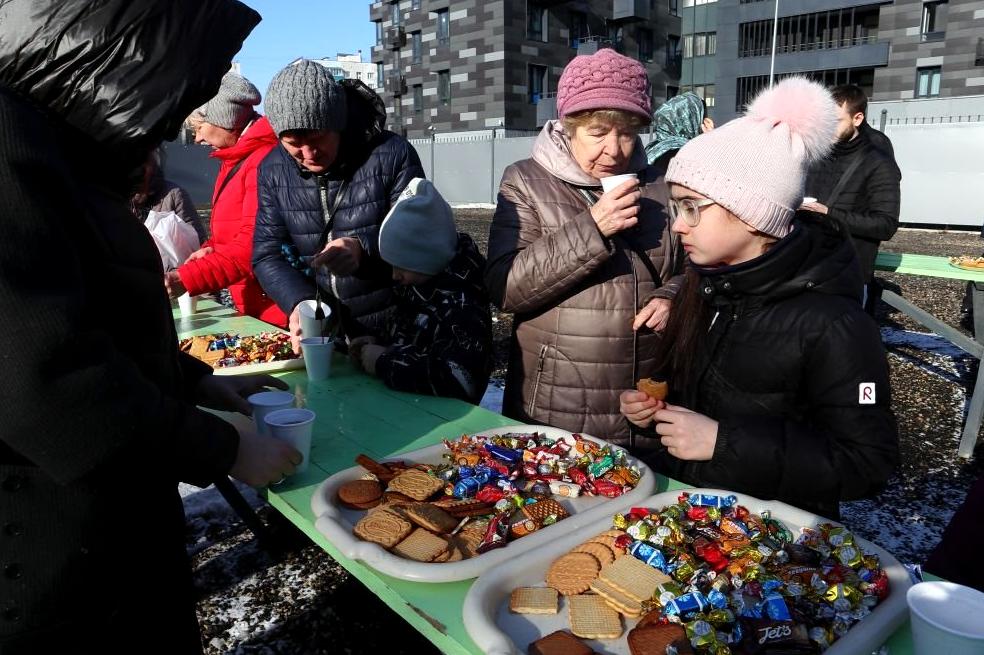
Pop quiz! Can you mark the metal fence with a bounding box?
[164,123,984,226]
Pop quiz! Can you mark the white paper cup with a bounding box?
[301,337,334,381]
[600,173,638,193]
[298,299,332,339]
[248,391,295,436]
[177,292,198,317]
[264,408,315,474]
[802,196,818,204]
[907,581,984,655]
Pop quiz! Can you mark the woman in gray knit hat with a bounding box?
[252,59,424,352]
[165,71,287,327]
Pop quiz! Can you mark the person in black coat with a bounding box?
[0,2,301,653]
[252,60,425,351]
[347,179,493,403]
[802,85,901,312]
[620,78,899,520]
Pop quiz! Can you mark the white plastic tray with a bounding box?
[213,356,305,376]
[310,425,657,582]
[463,488,912,655]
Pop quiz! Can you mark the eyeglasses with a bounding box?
[668,197,716,227]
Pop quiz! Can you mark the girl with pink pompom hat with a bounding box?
[619,77,899,520]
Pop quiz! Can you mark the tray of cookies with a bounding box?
[179,331,304,376]
[463,488,911,655]
[310,425,657,582]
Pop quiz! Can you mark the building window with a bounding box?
[683,0,717,6]
[916,66,941,98]
[667,35,681,67]
[376,62,384,89]
[682,34,693,58]
[438,69,451,105]
[608,23,624,49]
[393,96,402,120]
[638,28,654,63]
[695,32,707,57]
[694,84,715,107]
[412,31,422,64]
[375,21,383,46]
[705,32,716,56]
[570,10,588,48]
[413,84,423,114]
[391,1,401,25]
[527,5,547,42]
[668,0,679,17]
[921,1,947,41]
[411,0,421,9]
[528,64,548,104]
[437,9,450,46]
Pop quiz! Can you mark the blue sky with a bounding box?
[236,0,374,105]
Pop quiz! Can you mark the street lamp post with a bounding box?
[427,124,436,183]
[769,0,780,87]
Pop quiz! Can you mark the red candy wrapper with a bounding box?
[688,506,710,522]
[694,536,730,572]
[591,479,626,498]
[476,513,509,554]
[476,486,506,503]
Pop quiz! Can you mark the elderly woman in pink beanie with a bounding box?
[620,77,899,519]
[485,48,684,447]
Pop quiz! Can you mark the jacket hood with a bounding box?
[212,116,278,162]
[531,120,648,188]
[0,0,260,168]
[697,216,863,307]
[416,233,486,298]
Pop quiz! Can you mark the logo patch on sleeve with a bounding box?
[859,383,876,405]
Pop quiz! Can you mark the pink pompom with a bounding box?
[746,77,839,163]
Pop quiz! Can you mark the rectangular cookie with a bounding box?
[390,527,450,562]
[509,587,559,614]
[598,555,672,603]
[568,594,623,640]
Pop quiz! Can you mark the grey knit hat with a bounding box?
[265,59,348,136]
[198,72,260,132]
[379,178,458,276]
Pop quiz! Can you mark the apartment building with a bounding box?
[680,0,984,123]
[369,0,682,137]
[310,52,378,87]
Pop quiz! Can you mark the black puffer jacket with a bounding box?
[0,1,257,652]
[641,219,899,519]
[253,85,424,334]
[805,130,901,282]
[375,234,493,403]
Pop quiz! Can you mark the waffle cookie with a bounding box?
[509,587,559,614]
[568,594,623,640]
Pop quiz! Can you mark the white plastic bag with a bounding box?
[144,210,200,270]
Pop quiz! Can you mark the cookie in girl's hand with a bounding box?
[636,377,668,401]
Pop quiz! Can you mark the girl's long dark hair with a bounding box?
[651,267,712,395]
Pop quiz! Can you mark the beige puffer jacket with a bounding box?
[485,121,684,445]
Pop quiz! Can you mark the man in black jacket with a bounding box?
[803,85,901,313]
[253,60,424,351]
[0,2,300,652]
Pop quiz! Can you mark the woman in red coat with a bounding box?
[164,73,287,327]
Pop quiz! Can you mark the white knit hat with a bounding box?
[379,178,457,276]
[666,77,838,237]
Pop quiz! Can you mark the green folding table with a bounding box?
[875,251,984,457]
[174,299,926,654]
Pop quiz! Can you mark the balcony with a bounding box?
[612,0,650,22]
[536,92,558,126]
[575,35,620,56]
[739,34,880,58]
[385,26,406,50]
[384,73,407,96]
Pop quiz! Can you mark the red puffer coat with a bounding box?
[177,116,287,327]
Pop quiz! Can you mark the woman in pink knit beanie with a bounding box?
[620,77,899,519]
[485,48,684,446]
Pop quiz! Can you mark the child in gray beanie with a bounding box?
[346,179,493,403]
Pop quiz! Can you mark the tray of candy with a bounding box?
[310,425,656,583]
[179,332,305,376]
[462,488,912,655]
